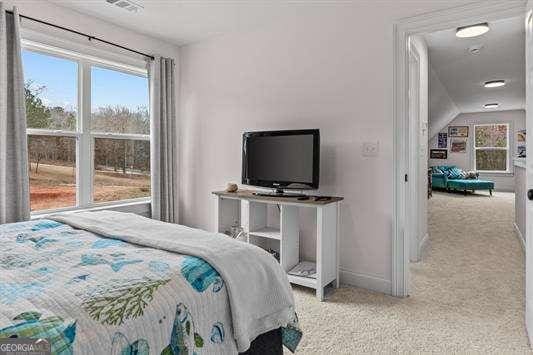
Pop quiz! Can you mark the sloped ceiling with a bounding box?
[428,67,460,139]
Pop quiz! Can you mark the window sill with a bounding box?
[477,171,513,177]
[31,199,151,220]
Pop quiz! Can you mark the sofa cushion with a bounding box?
[447,179,494,190]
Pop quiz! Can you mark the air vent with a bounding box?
[468,44,484,55]
[106,0,143,12]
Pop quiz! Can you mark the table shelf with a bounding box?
[249,227,281,240]
[214,190,342,301]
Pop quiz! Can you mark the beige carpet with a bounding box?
[291,191,528,353]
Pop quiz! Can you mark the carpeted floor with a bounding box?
[291,191,528,353]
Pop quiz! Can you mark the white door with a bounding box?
[525,1,533,344]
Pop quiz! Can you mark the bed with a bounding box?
[0,212,301,354]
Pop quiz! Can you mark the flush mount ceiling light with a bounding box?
[456,22,490,38]
[484,103,499,109]
[106,0,143,12]
[484,80,506,88]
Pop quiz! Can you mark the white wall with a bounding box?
[429,110,526,192]
[178,1,466,293]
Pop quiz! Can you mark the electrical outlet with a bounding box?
[362,141,379,157]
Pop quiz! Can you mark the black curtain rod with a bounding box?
[6,10,155,61]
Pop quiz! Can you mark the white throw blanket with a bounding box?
[50,210,295,352]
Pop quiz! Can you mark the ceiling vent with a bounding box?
[106,0,143,13]
[468,44,484,55]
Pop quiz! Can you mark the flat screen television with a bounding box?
[242,129,320,196]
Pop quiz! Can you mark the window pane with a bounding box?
[94,138,150,203]
[22,50,78,131]
[476,149,507,171]
[91,66,149,134]
[475,124,508,148]
[28,135,76,211]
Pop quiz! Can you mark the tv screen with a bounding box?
[242,129,320,190]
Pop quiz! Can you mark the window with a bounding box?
[24,50,78,211]
[474,123,509,172]
[91,66,150,203]
[23,46,150,212]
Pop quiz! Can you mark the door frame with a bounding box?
[408,40,421,263]
[525,0,533,346]
[392,0,526,297]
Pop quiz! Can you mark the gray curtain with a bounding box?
[0,5,29,224]
[148,57,178,223]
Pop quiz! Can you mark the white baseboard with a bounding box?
[418,232,429,259]
[494,188,515,193]
[339,268,391,295]
[514,222,525,252]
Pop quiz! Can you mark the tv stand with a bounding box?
[253,189,306,198]
[212,189,343,301]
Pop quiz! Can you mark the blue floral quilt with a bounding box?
[0,219,300,354]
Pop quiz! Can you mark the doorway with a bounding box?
[393,0,531,343]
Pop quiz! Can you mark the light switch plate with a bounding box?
[362,141,379,157]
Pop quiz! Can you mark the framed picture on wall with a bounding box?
[448,126,469,137]
[430,149,448,159]
[438,132,448,148]
[450,138,467,153]
[518,145,526,157]
[518,129,526,143]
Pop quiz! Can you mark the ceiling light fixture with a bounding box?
[456,22,490,38]
[484,103,499,109]
[484,80,506,88]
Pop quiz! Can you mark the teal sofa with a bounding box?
[431,165,494,196]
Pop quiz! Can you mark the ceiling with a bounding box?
[48,0,337,46]
[424,15,525,114]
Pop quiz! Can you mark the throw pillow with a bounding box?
[447,167,465,179]
[464,170,479,179]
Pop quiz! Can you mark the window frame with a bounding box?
[23,41,151,215]
[473,123,510,174]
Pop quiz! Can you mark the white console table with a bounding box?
[213,190,342,301]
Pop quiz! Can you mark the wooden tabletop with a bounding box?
[212,189,343,205]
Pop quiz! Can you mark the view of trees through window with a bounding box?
[91,65,150,204]
[24,49,150,212]
[28,134,77,210]
[94,138,150,203]
[474,124,508,172]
